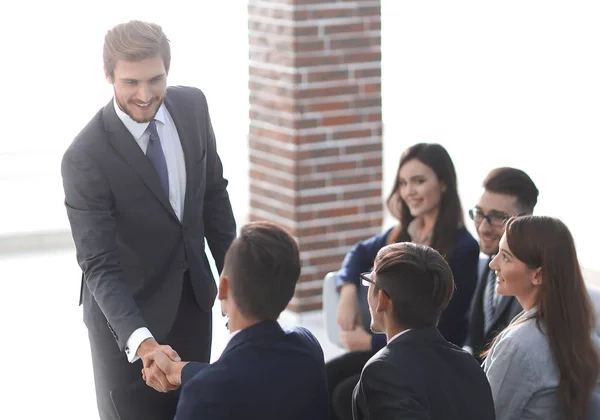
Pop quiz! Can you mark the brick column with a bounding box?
[248,0,383,312]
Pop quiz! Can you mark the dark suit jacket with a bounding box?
[352,328,495,420]
[61,86,236,350]
[465,260,522,362]
[174,321,328,420]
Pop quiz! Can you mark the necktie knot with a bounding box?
[147,120,159,141]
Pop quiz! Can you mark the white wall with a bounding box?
[0,1,250,235]
[381,0,600,271]
[2,1,599,274]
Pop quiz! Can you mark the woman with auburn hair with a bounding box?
[483,215,600,420]
[326,143,480,420]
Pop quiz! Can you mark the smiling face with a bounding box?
[107,55,167,123]
[475,190,521,255]
[398,159,445,219]
[489,234,541,309]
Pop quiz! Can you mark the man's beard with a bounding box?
[115,92,165,123]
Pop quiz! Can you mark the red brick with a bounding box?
[315,160,358,173]
[250,184,296,207]
[332,128,372,140]
[295,39,326,52]
[324,22,364,35]
[309,8,355,20]
[345,143,383,155]
[299,193,339,205]
[342,188,381,200]
[330,37,372,50]
[342,51,382,64]
[306,101,350,113]
[306,69,349,83]
[322,114,361,126]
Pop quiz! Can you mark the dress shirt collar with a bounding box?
[387,328,412,345]
[113,97,166,141]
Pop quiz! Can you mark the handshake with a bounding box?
[138,338,188,393]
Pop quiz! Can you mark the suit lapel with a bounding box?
[163,92,198,225]
[487,295,513,332]
[102,100,179,221]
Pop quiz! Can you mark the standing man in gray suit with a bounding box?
[463,167,538,362]
[61,20,236,420]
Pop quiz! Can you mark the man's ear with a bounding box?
[218,275,229,301]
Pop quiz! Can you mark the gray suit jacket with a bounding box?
[483,307,600,420]
[61,86,236,350]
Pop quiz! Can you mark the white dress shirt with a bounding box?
[387,329,412,345]
[113,99,187,362]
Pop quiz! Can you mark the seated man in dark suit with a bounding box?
[353,242,495,420]
[464,167,539,362]
[142,221,328,420]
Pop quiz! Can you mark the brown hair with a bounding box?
[501,216,598,420]
[223,221,300,321]
[103,20,171,79]
[483,167,539,213]
[386,143,464,260]
[373,242,455,328]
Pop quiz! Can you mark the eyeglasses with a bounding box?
[360,272,389,297]
[468,208,510,228]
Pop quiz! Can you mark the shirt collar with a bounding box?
[387,328,412,345]
[113,97,166,141]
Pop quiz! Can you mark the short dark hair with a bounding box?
[373,242,454,328]
[483,167,539,213]
[103,20,171,79]
[223,222,300,321]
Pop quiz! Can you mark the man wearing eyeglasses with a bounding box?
[352,243,495,420]
[464,167,539,362]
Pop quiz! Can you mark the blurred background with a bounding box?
[1,1,599,418]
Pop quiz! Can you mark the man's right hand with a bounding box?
[337,283,359,331]
[147,349,188,387]
[138,338,180,392]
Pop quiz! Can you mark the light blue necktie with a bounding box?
[145,120,169,196]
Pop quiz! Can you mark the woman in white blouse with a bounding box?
[482,215,599,420]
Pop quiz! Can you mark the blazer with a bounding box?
[352,327,495,420]
[174,321,329,420]
[336,226,480,348]
[483,307,600,420]
[465,258,522,362]
[61,86,236,350]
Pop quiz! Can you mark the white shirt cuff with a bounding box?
[125,327,153,363]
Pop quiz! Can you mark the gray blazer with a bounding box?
[61,86,236,350]
[483,307,600,420]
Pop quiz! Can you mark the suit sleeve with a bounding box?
[335,229,390,289]
[62,146,146,350]
[200,95,236,273]
[356,360,431,420]
[180,361,208,387]
[175,367,230,420]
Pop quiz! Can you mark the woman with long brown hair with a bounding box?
[483,215,600,420]
[327,143,480,420]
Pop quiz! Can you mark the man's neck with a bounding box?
[226,313,261,334]
[385,321,409,342]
